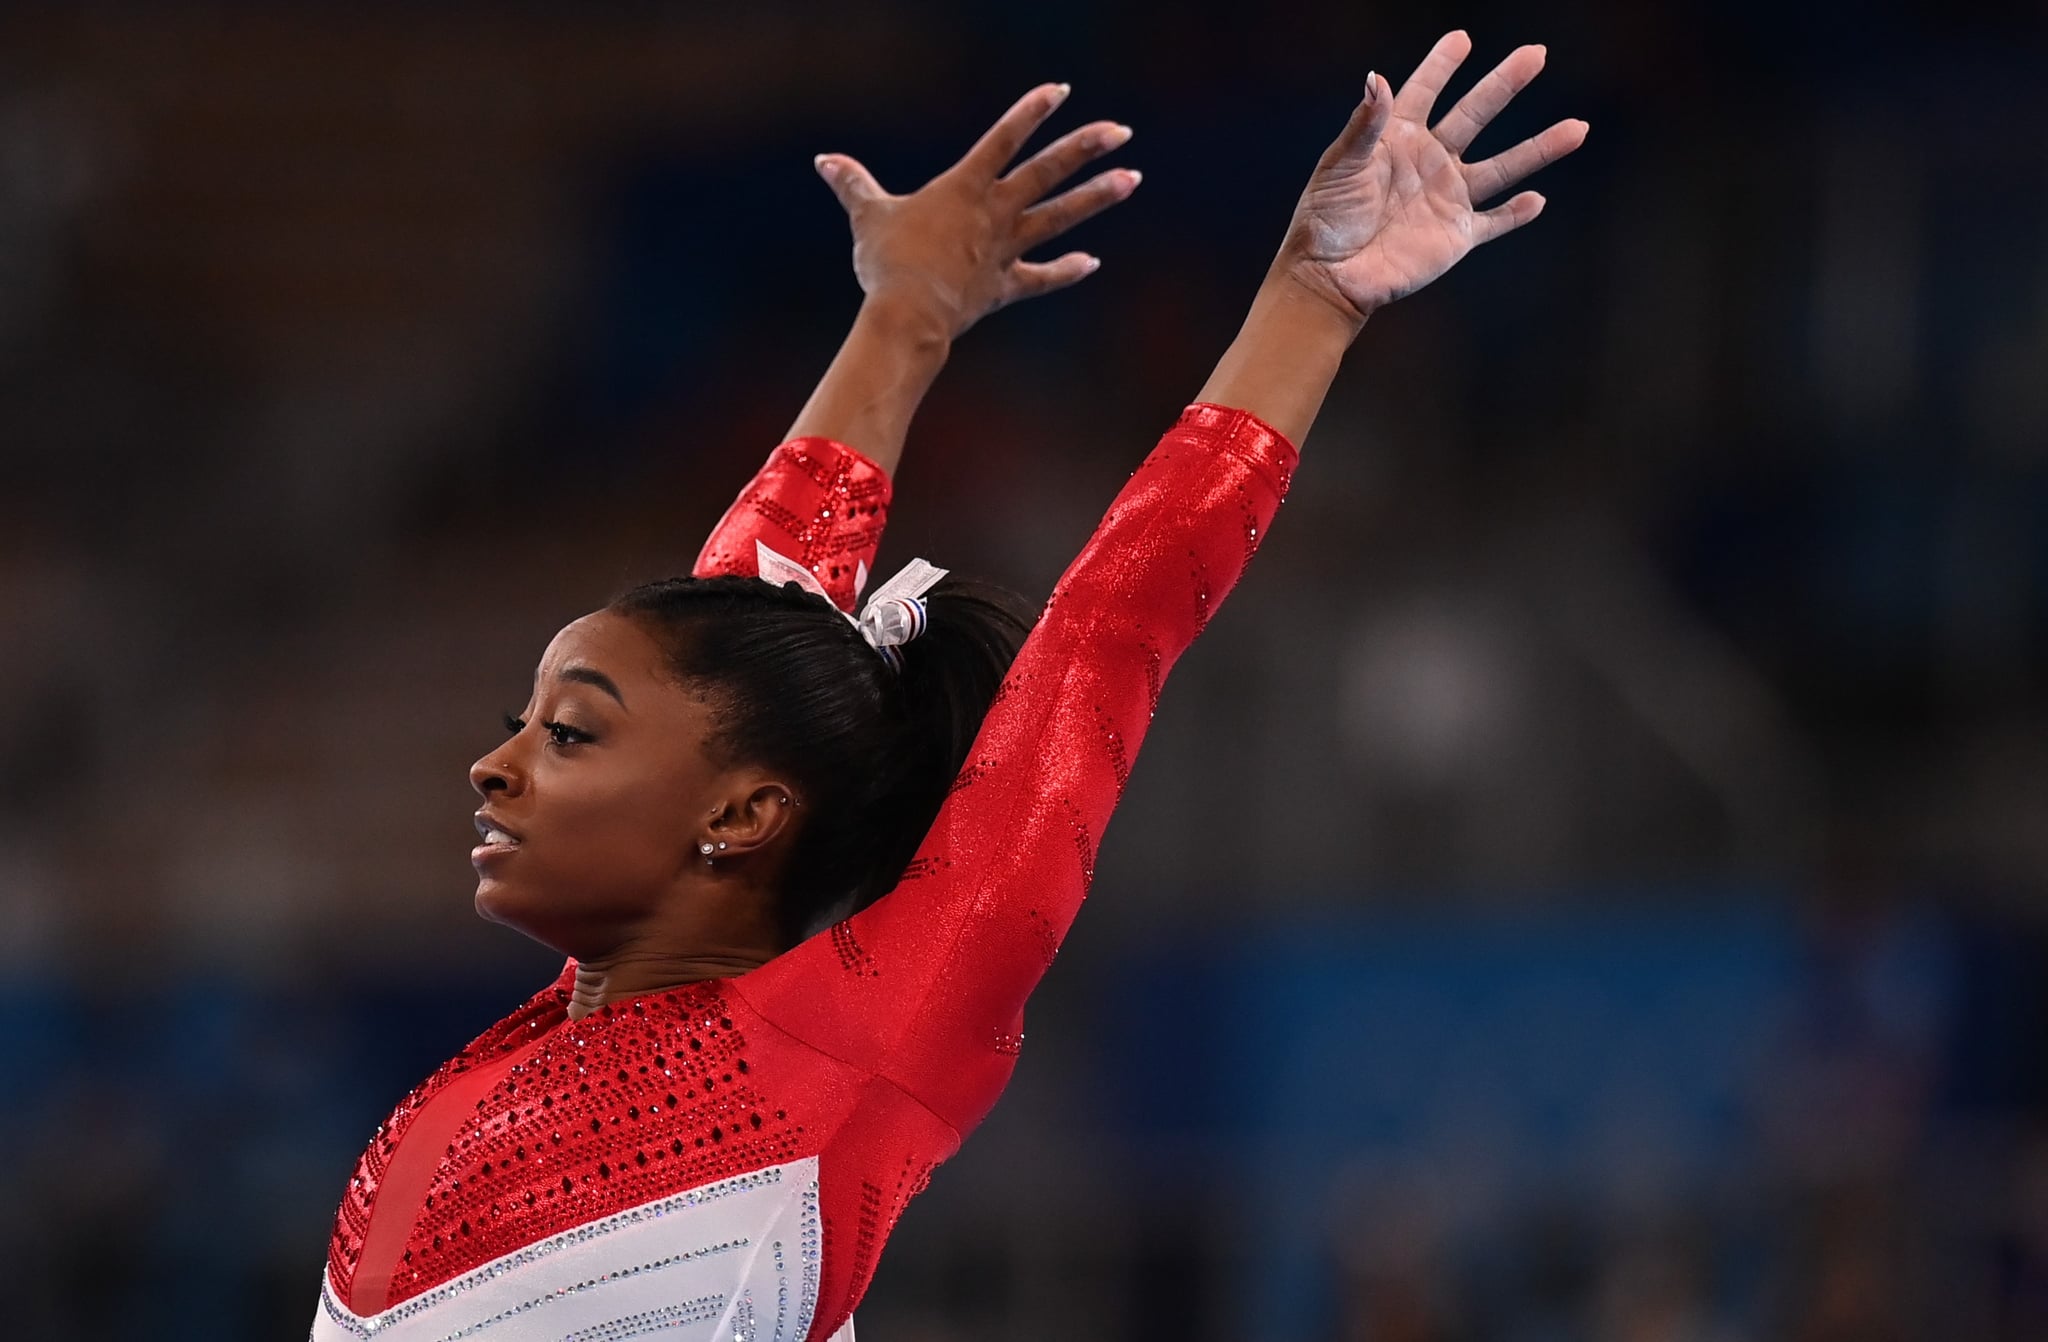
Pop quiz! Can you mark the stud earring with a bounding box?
[699,842,714,855]
[716,841,728,851]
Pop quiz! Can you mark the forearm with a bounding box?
[784,295,954,478]
[1195,266,1365,449]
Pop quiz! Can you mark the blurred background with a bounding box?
[3,2,2045,1338]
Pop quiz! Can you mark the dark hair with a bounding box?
[611,573,1035,942]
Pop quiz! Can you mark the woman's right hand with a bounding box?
[814,85,1139,341]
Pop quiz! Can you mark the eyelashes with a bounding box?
[500,713,595,748]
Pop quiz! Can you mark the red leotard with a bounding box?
[316,405,1297,1341]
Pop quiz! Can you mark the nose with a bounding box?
[469,740,524,799]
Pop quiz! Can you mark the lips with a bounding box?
[473,810,523,856]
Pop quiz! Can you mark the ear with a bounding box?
[701,778,799,860]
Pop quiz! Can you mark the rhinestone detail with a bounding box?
[321,1169,778,1338]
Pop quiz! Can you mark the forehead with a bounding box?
[535,610,670,687]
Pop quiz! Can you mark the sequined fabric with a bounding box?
[324,405,1297,1339]
[693,437,891,612]
[328,979,829,1314]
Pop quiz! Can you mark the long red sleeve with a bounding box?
[319,406,1298,1341]
[740,404,1298,1132]
[692,437,893,611]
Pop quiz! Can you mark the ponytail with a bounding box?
[612,573,1034,942]
[867,578,1035,901]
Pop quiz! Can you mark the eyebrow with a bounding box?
[559,664,628,709]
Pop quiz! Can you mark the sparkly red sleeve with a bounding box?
[692,438,893,611]
[742,403,1299,1134]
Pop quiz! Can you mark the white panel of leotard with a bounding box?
[310,1157,826,1342]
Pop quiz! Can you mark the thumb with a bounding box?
[814,153,884,216]
[1322,72,1393,170]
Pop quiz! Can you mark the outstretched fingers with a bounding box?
[1001,120,1132,204]
[1007,250,1100,302]
[1392,30,1474,124]
[1471,190,1546,246]
[1016,167,1142,252]
[1464,118,1588,202]
[960,83,1071,182]
[814,153,887,218]
[1320,71,1393,171]
[1433,44,1545,155]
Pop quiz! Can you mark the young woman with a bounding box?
[313,32,1585,1341]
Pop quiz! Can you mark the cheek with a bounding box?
[477,801,692,941]
[530,759,698,888]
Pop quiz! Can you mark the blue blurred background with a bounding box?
[3,2,2046,1338]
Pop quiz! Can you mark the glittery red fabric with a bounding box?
[325,406,1297,1336]
[695,436,891,612]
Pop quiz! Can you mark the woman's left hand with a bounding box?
[814,84,1140,341]
[1277,31,1588,325]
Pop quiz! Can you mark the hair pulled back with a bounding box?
[611,572,1035,942]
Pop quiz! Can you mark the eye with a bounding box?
[500,711,591,748]
[543,720,594,748]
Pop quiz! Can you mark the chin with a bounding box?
[473,876,534,933]
[472,874,609,961]
[473,885,579,963]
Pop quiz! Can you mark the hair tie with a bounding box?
[754,541,947,670]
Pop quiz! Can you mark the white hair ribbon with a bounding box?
[754,540,947,669]
[753,540,837,605]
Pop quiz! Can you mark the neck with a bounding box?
[564,943,776,1021]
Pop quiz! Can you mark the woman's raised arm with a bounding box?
[1200,32,1587,442]
[737,32,1587,1133]
[692,85,1141,609]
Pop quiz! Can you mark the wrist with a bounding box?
[1192,261,1364,447]
[856,290,958,355]
[784,291,954,475]
[1257,263,1371,350]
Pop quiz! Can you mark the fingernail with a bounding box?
[1102,124,1134,149]
[1052,82,1072,103]
[1363,71,1378,99]
[813,154,838,180]
[1084,256,1102,273]
[1123,169,1143,188]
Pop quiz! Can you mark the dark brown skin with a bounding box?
[467,36,1585,1020]
[471,90,1143,1019]
[789,82,1140,473]
[469,611,800,1017]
